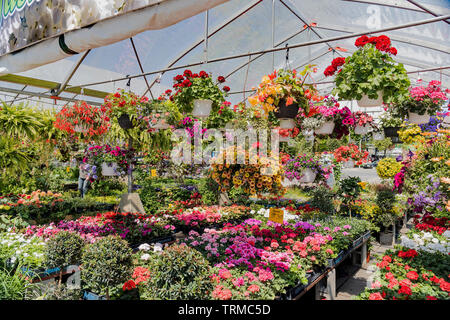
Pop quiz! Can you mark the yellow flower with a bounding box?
[357,181,367,190]
[431,157,442,162]
[446,159,450,166]
[248,95,258,106]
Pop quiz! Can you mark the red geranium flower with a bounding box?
[323,65,336,77]
[398,285,412,296]
[355,35,369,47]
[122,280,136,291]
[183,69,193,78]
[406,271,419,281]
[174,74,184,82]
[223,86,230,92]
[199,70,208,78]
[369,292,384,300]
[217,76,226,83]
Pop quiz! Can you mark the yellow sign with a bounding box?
[269,208,284,224]
[151,169,157,177]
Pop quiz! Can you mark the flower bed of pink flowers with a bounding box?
[178,218,367,299]
[24,211,175,247]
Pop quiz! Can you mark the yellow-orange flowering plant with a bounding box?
[210,145,285,197]
[247,65,320,119]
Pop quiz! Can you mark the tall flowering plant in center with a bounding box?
[324,35,410,105]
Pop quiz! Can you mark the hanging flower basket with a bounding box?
[101,162,119,176]
[299,168,317,183]
[192,99,213,118]
[343,159,355,168]
[408,111,430,125]
[354,124,369,135]
[274,99,299,119]
[357,91,383,108]
[279,118,296,129]
[314,120,335,135]
[118,114,134,129]
[384,126,400,138]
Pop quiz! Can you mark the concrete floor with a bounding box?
[341,167,381,184]
[324,215,413,300]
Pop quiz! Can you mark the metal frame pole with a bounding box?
[54,50,91,96]
[130,37,154,99]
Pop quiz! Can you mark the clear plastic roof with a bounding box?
[0,0,449,115]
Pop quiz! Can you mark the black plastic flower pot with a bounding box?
[118,114,134,129]
[273,99,299,119]
[383,126,400,138]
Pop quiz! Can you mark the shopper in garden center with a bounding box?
[76,154,91,198]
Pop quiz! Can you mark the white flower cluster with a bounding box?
[137,242,164,261]
[400,230,450,254]
[0,232,45,267]
[0,0,155,55]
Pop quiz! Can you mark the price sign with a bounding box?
[269,208,284,224]
[151,169,157,177]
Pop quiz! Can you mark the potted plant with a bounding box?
[54,101,110,138]
[103,89,149,130]
[248,65,319,129]
[81,235,133,300]
[393,80,448,124]
[141,99,182,131]
[324,35,410,107]
[333,144,368,168]
[353,111,375,135]
[375,187,399,245]
[43,231,84,285]
[84,144,131,177]
[379,110,404,139]
[283,154,325,184]
[168,70,228,119]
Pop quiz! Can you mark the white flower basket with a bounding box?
[314,120,335,135]
[373,131,384,140]
[101,162,119,176]
[279,118,296,129]
[408,111,430,125]
[192,99,213,118]
[299,168,317,183]
[354,124,369,135]
[74,124,88,133]
[343,159,355,168]
[357,91,383,108]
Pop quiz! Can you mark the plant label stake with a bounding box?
[269,208,284,224]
